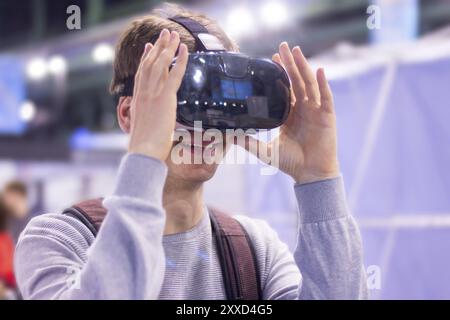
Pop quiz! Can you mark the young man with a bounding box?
[15,5,368,300]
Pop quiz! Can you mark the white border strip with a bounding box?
[358,214,450,229]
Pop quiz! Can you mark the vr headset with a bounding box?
[120,16,291,130]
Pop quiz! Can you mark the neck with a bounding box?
[163,176,205,235]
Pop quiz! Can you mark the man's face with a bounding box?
[2,190,28,220]
[165,128,229,184]
[117,97,231,185]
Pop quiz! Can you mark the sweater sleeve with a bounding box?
[237,176,368,300]
[294,177,368,299]
[15,154,168,300]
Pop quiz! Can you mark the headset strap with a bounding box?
[169,16,225,52]
[169,16,208,51]
[118,16,225,97]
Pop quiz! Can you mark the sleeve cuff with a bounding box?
[294,176,349,224]
[113,153,168,202]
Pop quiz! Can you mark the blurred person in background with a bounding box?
[15,3,367,300]
[0,180,28,300]
[1,181,29,223]
[0,199,16,299]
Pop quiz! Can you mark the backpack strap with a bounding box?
[62,199,262,300]
[209,208,262,300]
[62,198,106,236]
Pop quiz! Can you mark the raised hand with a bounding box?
[128,29,188,161]
[243,42,339,184]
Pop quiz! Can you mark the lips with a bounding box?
[176,130,220,147]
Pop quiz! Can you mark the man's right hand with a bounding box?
[128,29,188,161]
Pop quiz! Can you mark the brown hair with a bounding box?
[4,180,27,196]
[110,2,238,96]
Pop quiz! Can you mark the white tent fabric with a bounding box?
[207,27,450,299]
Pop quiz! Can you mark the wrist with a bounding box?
[128,138,170,162]
[292,169,340,185]
[113,153,167,203]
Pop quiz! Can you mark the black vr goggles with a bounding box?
[120,16,291,130]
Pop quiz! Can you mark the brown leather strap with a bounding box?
[62,199,261,300]
[210,208,262,300]
[62,198,106,236]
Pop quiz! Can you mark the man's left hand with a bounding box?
[241,42,339,184]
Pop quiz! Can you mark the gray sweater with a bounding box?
[14,154,368,300]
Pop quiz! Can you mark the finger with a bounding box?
[133,43,153,96]
[279,42,306,102]
[273,53,297,108]
[292,46,320,105]
[140,42,153,63]
[159,31,181,66]
[150,31,181,88]
[142,29,170,72]
[272,53,283,67]
[147,29,170,61]
[166,43,188,91]
[317,68,334,113]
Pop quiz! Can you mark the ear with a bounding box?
[117,96,132,133]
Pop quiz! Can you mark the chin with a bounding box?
[165,130,229,183]
[169,162,219,183]
[166,142,225,183]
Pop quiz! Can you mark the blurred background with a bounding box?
[0,0,449,299]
